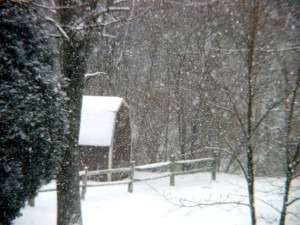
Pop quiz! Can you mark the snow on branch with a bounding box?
[84,72,107,79]
[103,27,117,38]
[124,6,151,21]
[75,4,151,31]
[75,6,130,29]
[48,34,62,38]
[108,6,130,11]
[30,1,88,11]
[208,46,300,53]
[113,0,127,4]
[254,47,300,52]
[44,16,69,40]
[75,8,107,27]
[165,0,220,7]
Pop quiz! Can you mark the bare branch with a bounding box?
[219,145,248,179]
[30,1,88,10]
[251,97,285,136]
[44,16,69,40]
[288,211,300,220]
[293,172,300,179]
[203,99,235,114]
[233,193,300,220]
[75,5,151,31]
[178,86,235,114]
[165,0,221,7]
[291,72,300,164]
[255,196,281,214]
[287,197,300,206]
[74,15,123,31]
[75,8,107,27]
[102,27,117,38]
[286,69,300,165]
[75,6,130,28]
[228,93,248,138]
[292,143,300,171]
[206,70,248,138]
[193,146,247,180]
[74,5,130,29]
[147,183,250,210]
[116,0,137,66]
[120,6,152,21]
[165,193,250,209]
[173,199,250,208]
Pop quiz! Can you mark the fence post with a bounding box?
[211,151,217,180]
[170,155,175,186]
[128,161,135,193]
[217,150,221,173]
[28,197,35,207]
[81,166,88,200]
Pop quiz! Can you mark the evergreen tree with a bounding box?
[0,1,66,224]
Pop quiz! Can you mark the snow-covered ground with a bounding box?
[14,173,299,225]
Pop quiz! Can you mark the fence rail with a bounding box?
[174,167,213,176]
[86,167,132,177]
[176,157,214,165]
[135,162,171,171]
[79,152,219,199]
[134,173,172,182]
[36,152,219,201]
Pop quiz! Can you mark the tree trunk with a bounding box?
[279,70,300,225]
[246,145,257,225]
[53,0,94,223]
[279,172,292,225]
[56,38,87,225]
[243,1,260,224]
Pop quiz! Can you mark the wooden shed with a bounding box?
[78,96,131,181]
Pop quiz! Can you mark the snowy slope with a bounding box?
[14,173,300,225]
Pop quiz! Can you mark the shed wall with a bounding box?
[113,104,131,168]
[78,146,109,181]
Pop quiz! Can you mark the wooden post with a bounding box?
[28,197,35,207]
[211,151,217,180]
[128,161,135,193]
[217,150,221,173]
[81,166,88,200]
[108,146,113,181]
[170,155,175,186]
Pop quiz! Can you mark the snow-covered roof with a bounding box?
[78,96,123,147]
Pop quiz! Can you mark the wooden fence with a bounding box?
[79,152,219,200]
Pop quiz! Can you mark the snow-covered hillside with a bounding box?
[14,173,299,225]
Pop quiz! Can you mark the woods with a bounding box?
[0,0,299,225]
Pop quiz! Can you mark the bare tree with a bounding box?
[279,69,299,225]
[167,1,299,225]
